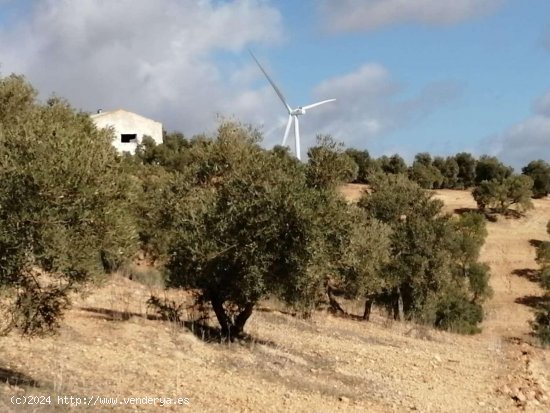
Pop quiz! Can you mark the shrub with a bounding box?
[434,293,483,334]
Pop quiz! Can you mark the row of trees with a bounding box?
[345,149,550,198]
[0,74,494,341]
[130,132,492,338]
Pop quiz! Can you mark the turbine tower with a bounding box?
[250,51,335,160]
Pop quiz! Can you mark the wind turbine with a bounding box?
[250,51,335,160]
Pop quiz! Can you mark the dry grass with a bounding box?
[1,187,549,412]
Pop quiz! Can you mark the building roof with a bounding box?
[90,109,161,125]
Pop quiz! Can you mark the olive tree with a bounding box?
[454,152,477,188]
[474,155,513,185]
[522,160,550,198]
[165,123,389,340]
[306,135,358,189]
[357,174,487,333]
[0,74,138,335]
[472,175,534,214]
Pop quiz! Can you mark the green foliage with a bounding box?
[533,219,550,345]
[474,155,513,185]
[135,132,192,172]
[0,74,138,336]
[330,207,392,300]
[306,135,358,189]
[540,267,550,290]
[532,302,550,346]
[434,292,483,334]
[408,155,444,189]
[433,156,459,189]
[164,123,389,339]
[345,148,378,183]
[454,152,477,188]
[522,160,550,198]
[472,175,534,214]
[358,174,442,222]
[378,154,408,175]
[357,174,486,332]
[451,212,488,266]
[465,262,493,302]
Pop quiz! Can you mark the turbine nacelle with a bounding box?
[291,107,306,116]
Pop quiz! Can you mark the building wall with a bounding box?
[91,110,163,154]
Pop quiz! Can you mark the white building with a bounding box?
[90,109,163,154]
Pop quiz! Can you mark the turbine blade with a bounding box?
[282,115,293,146]
[294,116,301,160]
[301,99,336,111]
[249,50,292,114]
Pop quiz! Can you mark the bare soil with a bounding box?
[0,186,549,412]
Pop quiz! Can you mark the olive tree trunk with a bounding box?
[210,296,254,341]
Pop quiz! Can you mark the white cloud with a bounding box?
[319,0,503,32]
[489,92,550,168]
[0,0,460,153]
[0,0,282,136]
[298,63,461,149]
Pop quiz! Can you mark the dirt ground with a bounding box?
[0,186,549,412]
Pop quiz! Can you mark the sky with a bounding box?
[1,0,549,168]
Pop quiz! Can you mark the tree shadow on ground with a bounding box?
[452,208,508,222]
[515,295,547,309]
[0,367,40,387]
[79,306,276,347]
[182,320,277,347]
[78,306,162,322]
[501,209,524,219]
[512,268,541,283]
[529,239,545,248]
[453,207,479,215]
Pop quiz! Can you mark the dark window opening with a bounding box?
[121,134,137,143]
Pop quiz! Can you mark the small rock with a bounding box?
[478,401,485,407]
[433,354,442,363]
[515,391,527,403]
[339,396,349,403]
[501,385,512,395]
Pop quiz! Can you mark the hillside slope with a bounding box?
[0,187,549,412]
